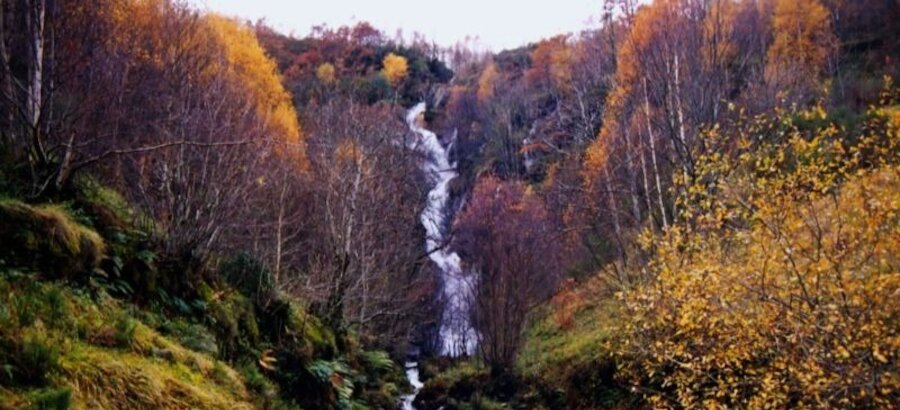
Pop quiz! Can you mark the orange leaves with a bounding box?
[582,134,611,187]
[380,52,408,87]
[333,139,364,166]
[87,2,306,163]
[551,278,584,330]
[702,0,738,70]
[104,0,207,69]
[765,0,837,95]
[768,0,835,70]
[526,36,573,90]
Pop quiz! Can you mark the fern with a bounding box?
[359,350,394,372]
[306,359,355,409]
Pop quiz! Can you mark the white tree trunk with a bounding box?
[26,0,46,162]
[642,77,669,229]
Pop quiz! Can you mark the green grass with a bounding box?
[515,279,634,408]
[0,199,106,279]
[0,276,255,409]
[1,187,406,409]
[517,289,621,381]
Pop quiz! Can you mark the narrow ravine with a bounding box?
[403,102,478,408]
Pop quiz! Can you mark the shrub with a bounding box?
[158,319,219,356]
[414,362,490,409]
[207,291,260,360]
[72,177,134,230]
[114,314,137,348]
[616,102,900,408]
[358,350,394,374]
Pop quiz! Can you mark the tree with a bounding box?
[765,0,837,105]
[476,62,499,103]
[381,52,408,87]
[301,97,436,346]
[454,176,562,371]
[205,14,303,155]
[616,95,900,408]
[316,62,336,85]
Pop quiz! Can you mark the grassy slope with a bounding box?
[516,276,633,409]
[518,295,620,380]
[0,276,255,409]
[0,181,410,410]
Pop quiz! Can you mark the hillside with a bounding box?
[1,0,899,409]
[0,181,409,409]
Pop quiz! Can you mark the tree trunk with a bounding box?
[273,172,289,285]
[602,165,627,265]
[0,0,13,145]
[26,0,46,164]
[623,126,642,224]
[642,77,669,229]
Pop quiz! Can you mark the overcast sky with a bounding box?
[188,0,603,51]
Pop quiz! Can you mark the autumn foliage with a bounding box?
[454,176,563,370]
[381,52,409,87]
[205,15,303,152]
[615,87,900,408]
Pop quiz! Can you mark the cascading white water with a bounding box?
[400,362,424,410]
[405,102,477,357]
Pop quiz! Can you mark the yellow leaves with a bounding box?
[477,62,499,103]
[334,140,364,165]
[549,45,573,90]
[618,95,900,407]
[205,15,303,152]
[316,62,336,85]
[702,0,738,70]
[106,0,207,69]
[380,52,408,87]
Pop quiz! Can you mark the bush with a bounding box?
[414,361,490,409]
[158,319,219,356]
[113,314,137,348]
[616,103,900,408]
[206,290,260,360]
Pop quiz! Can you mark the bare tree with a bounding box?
[301,98,437,347]
[454,176,562,371]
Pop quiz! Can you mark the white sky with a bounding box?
[188,0,603,51]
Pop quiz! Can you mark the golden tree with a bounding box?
[765,0,837,103]
[477,62,499,103]
[205,15,303,155]
[316,62,337,85]
[380,52,408,87]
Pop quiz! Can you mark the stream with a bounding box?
[400,361,424,410]
[402,102,477,409]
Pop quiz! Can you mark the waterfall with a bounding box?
[400,361,423,410]
[405,102,476,357]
